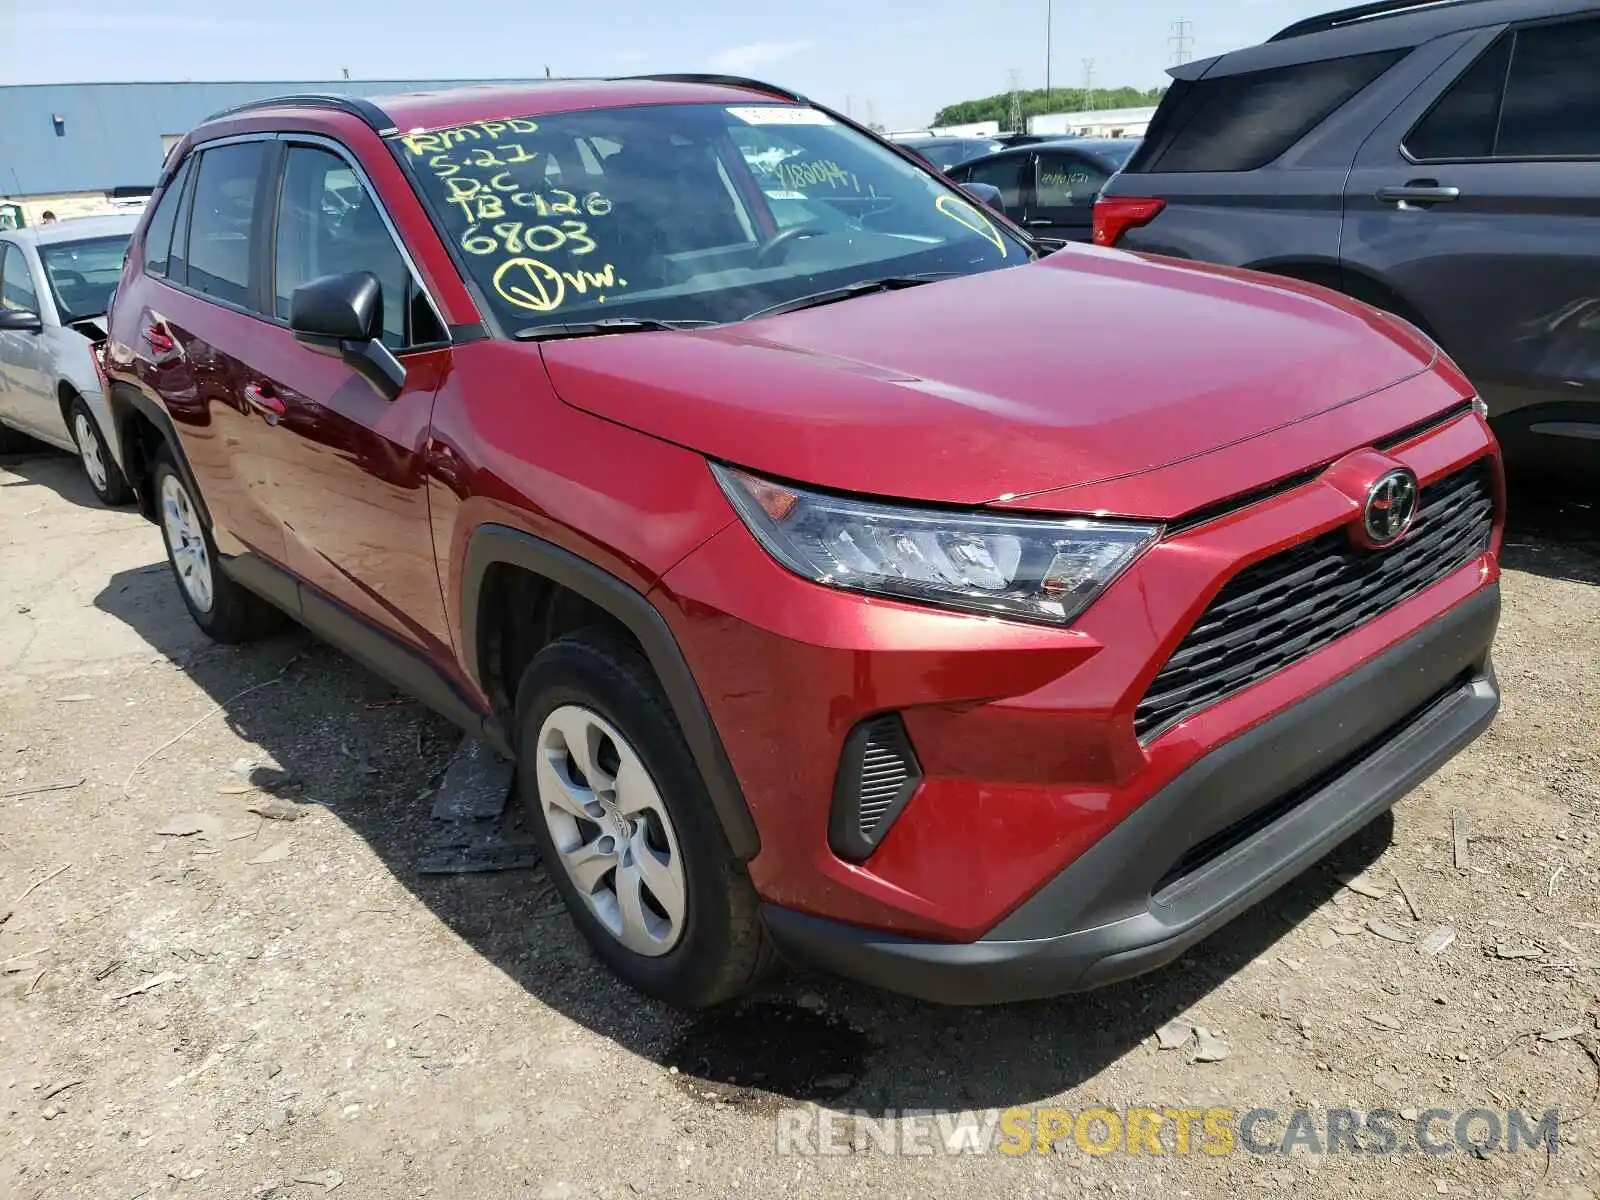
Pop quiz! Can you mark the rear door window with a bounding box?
[143,155,194,278]
[1405,17,1600,161]
[1034,150,1111,210]
[1131,50,1406,172]
[185,141,267,309]
[1497,17,1600,157]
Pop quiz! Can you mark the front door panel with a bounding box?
[234,327,451,657]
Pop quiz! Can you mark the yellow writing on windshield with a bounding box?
[401,121,625,310]
[935,194,1007,257]
[492,257,626,313]
[462,220,597,257]
[399,118,540,157]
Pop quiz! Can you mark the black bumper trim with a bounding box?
[763,585,1501,1005]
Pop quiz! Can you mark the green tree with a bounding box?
[933,85,1166,131]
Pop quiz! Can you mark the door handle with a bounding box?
[242,382,286,422]
[1377,182,1461,207]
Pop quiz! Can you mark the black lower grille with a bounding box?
[1135,459,1495,740]
[1152,672,1471,895]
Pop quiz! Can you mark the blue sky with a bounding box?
[1,0,1335,128]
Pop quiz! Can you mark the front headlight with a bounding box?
[711,464,1160,625]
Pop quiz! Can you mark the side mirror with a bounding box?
[961,182,1007,214]
[0,308,43,334]
[289,271,406,400]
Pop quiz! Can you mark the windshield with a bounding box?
[39,235,128,322]
[395,103,1028,332]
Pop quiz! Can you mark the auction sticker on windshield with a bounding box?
[727,106,835,126]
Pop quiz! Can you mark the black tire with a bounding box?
[514,629,774,1008]
[152,447,282,643]
[68,395,134,506]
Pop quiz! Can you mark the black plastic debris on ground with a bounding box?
[416,736,529,874]
[430,736,514,823]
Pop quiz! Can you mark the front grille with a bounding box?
[1134,459,1495,741]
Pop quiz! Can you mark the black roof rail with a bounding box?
[202,92,398,135]
[628,73,809,104]
[1269,0,1492,40]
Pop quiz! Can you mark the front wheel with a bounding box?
[69,397,133,506]
[153,448,281,643]
[515,630,773,1008]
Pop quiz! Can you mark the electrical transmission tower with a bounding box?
[1081,58,1095,113]
[1007,69,1024,132]
[1170,19,1194,66]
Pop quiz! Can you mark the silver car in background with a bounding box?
[0,214,139,504]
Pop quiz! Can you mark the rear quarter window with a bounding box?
[1127,49,1407,173]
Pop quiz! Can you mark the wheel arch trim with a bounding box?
[459,524,761,861]
[106,382,208,525]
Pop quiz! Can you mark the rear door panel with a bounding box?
[148,139,291,566]
[1025,149,1109,243]
[1343,20,1600,421]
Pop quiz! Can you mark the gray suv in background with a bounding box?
[1096,0,1600,473]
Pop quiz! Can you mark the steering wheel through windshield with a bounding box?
[756,224,831,267]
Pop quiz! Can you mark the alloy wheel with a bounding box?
[535,704,687,956]
[160,473,214,613]
[73,412,108,494]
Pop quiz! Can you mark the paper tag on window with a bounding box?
[727,106,835,126]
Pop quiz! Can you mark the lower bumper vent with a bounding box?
[828,714,923,862]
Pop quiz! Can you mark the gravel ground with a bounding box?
[0,446,1596,1200]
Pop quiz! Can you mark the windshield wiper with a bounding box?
[512,317,715,341]
[741,273,956,322]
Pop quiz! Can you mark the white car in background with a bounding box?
[0,214,138,505]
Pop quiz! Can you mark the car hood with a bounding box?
[540,246,1437,509]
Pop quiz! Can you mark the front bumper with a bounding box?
[763,584,1500,1005]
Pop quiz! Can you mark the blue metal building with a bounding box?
[0,79,525,200]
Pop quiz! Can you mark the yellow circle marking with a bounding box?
[935,194,1007,257]
[493,257,566,313]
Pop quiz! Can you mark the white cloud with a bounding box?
[709,40,814,74]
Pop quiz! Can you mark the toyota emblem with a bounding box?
[1360,468,1420,548]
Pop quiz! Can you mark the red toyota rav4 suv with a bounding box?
[104,77,1503,1008]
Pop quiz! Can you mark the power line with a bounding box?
[1170,18,1194,66]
